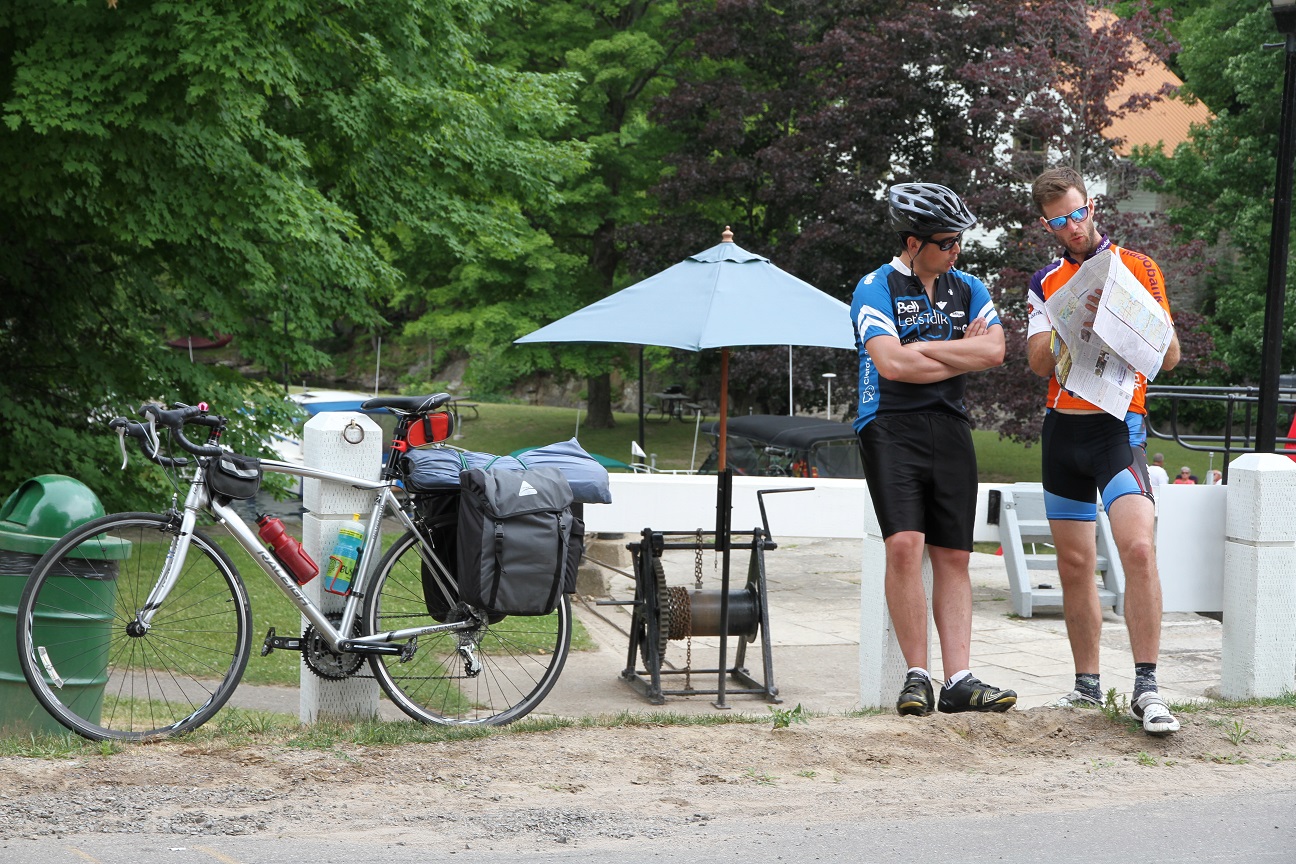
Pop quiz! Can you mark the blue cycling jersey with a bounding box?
[850,257,1000,431]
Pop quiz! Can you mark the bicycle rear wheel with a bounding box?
[364,530,571,725]
[16,512,252,741]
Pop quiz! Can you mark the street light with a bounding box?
[822,372,837,419]
[1258,0,1296,451]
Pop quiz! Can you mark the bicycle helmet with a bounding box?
[887,182,977,237]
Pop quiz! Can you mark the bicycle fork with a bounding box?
[133,489,207,635]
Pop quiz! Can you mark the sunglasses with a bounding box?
[1044,205,1090,231]
[922,233,963,252]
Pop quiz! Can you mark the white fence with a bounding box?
[582,461,1296,706]
[584,474,1226,611]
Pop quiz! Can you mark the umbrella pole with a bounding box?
[718,348,729,471]
[638,346,646,454]
[713,466,733,710]
[713,347,732,709]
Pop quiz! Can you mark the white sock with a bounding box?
[907,667,931,681]
[945,669,971,688]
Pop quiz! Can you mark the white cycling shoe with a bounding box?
[1130,691,1181,736]
[1045,689,1102,709]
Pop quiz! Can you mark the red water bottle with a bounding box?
[256,515,318,584]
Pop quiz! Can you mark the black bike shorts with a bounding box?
[1041,409,1154,521]
[856,412,977,550]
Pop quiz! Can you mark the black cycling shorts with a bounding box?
[856,412,977,550]
[1041,410,1154,520]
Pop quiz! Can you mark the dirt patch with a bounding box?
[1,706,1293,846]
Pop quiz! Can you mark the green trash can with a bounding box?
[0,475,118,736]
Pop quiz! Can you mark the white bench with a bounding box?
[995,484,1125,618]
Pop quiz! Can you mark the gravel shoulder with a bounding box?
[1,706,1293,848]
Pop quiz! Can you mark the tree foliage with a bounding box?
[630,0,1214,438]
[404,1,685,424]
[1138,1,1296,383]
[0,0,584,508]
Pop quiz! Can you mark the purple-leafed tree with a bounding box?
[631,0,1219,438]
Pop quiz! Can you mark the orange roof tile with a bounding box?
[1094,9,1212,156]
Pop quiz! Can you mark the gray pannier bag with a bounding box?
[456,465,581,616]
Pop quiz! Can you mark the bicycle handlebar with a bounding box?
[109,418,191,469]
[137,402,225,456]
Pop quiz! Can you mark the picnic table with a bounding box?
[449,397,480,420]
[649,392,701,422]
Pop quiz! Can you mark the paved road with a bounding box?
[2,788,1290,864]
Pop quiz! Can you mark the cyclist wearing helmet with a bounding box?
[850,181,1014,717]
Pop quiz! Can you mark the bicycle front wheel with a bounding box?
[364,530,571,725]
[16,512,252,741]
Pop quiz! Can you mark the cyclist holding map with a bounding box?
[1025,166,1183,737]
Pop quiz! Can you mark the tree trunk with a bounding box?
[585,372,616,428]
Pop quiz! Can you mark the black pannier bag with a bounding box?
[205,453,262,501]
[415,490,459,622]
[456,466,581,616]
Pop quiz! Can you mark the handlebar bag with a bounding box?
[206,453,262,501]
[456,465,580,616]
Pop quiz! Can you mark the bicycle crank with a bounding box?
[301,615,366,680]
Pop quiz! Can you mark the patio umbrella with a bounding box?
[515,227,855,470]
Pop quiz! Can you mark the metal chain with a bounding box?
[694,529,704,589]
[689,530,706,691]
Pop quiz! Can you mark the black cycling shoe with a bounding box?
[938,675,1017,713]
[896,672,935,717]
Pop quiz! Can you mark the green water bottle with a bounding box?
[324,514,364,596]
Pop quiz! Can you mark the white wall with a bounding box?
[585,474,1003,543]
[584,474,1227,611]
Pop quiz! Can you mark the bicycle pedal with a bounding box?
[261,627,303,655]
[398,637,418,663]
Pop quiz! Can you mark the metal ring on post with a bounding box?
[342,419,365,445]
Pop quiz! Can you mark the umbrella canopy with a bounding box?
[517,233,854,352]
[516,228,855,470]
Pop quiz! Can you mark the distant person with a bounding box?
[1025,166,1182,736]
[1207,469,1223,486]
[851,182,1015,717]
[1173,466,1196,485]
[1147,453,1170,490]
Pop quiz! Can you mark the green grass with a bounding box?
[211,530,593,687]
[435,401,1218,481]
[5,694,1295,756]
[55,528,592,690]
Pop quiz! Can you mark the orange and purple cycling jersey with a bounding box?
[1026,235,1173,416]
[1028,235,1173,520]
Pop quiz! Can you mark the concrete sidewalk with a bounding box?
[537,536,1224,718]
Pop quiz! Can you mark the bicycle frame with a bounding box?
[139,454,467,656]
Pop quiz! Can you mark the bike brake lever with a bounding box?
[143,412,162,457]
[117,425,129,470]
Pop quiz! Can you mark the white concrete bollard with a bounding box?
[1220,453,1296,700]
[301,412,383,723]
[858,501,933,709]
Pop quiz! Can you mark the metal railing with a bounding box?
[1145,384,1296,481]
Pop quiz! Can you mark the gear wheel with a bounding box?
[637,557,672,668]
[302,614,366,680]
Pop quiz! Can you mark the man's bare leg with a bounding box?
[1106,494,1161,664]
[1049,518,1102,673]
[883,530,930,670]
[928,544,972,681]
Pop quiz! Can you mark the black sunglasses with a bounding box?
[921,233,962,252]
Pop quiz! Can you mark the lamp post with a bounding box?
[822,372,837,419]
[1258,0,1296,452]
